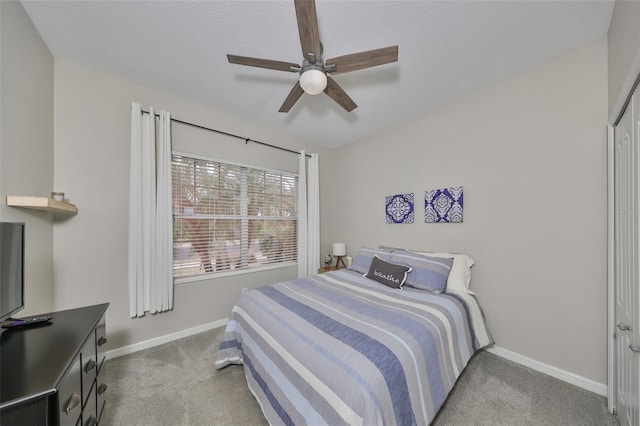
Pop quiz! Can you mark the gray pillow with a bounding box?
[364,256,412,289]
[388,250,453,293]
[350,247,393,274]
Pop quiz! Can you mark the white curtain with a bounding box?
[297,151,320,278]
[128,102,174,318]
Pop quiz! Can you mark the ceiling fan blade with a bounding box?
[279,81,305,112]
[227,54,299,72]
[294,0,322,62]
[325,45,398,75]
[324,77,357,112]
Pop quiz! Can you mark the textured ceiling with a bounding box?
[21,0,614,148]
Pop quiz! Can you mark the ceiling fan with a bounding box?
[227,0,398,113]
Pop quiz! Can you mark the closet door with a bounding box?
[614,88,640,426]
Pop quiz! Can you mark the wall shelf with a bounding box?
[6,195,77,214]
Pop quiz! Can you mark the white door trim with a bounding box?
[607,124,615,412]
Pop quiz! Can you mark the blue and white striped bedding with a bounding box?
[215,268,493,425]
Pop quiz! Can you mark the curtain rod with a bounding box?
[141,109,310,158]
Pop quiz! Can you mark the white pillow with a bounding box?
[414,251,474,293]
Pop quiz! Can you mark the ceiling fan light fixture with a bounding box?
[299,68,327,95]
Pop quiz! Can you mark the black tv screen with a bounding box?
[0,222,24,322]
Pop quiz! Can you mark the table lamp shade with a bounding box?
[332,243,346,256]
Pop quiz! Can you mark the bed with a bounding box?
[215,248,493,425]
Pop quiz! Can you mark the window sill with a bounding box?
[174,261,297,285]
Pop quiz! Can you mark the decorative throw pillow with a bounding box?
[389,250,453,293]
[350,247,393,274]
[414,251,474,293]
[364,256,412,289]
[380,246,474,293]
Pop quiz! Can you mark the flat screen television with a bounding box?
[0,222,25,322]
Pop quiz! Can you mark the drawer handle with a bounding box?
[98,383,108,395]
[618,322,632,331]
[65,393,81,415]
[97,336,107,346]
[84,359,97,373]
[87,415,98,426]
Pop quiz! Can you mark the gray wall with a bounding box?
[607,0,640,119]
[332,39,608,384]
[0,0,54,316]
[51,60,338,350]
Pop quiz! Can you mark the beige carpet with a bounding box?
[102,328,618,426]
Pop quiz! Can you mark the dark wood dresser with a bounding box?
[0,303,109,426]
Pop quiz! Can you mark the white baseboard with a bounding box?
[106,318,228,360]
[485,345,607,397]
[105,322,607,398]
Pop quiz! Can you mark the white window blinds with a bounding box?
[172,154,298,278]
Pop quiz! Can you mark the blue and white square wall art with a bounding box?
[425,186,463,223]
[385,193,414,224]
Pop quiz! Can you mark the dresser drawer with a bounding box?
[95,315,107,372]
[80,335,97,406]
[96,361,107,423]
[81,383,98,426]
[58,357,82,426]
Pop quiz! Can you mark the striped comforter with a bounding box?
[215,269,493,426]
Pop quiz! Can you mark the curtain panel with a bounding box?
[297,151,320,277]
[128,102,174,318]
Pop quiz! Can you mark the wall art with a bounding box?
[385,193,414,224]
[425,186,463,223]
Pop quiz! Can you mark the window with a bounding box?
[172,154,298,279]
